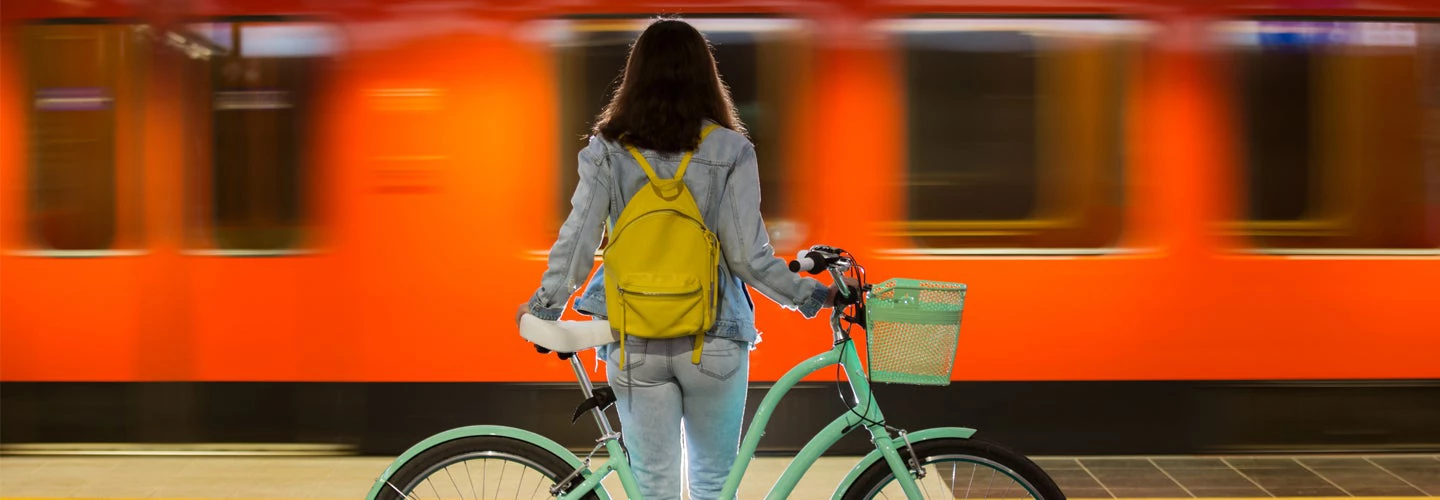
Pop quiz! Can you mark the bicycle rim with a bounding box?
[393,451,564,500]
[861,453,1044,500]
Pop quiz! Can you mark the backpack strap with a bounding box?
[675,124,720,179]
[623,124,721,183]
[692,331,704,364]
[624,146,662,184]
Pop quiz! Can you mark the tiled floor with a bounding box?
[0,454,1436,498]
[1037,456,1440,498]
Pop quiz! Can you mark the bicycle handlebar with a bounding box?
[790,245,866,344]
[788,246,848,272]
[787,250,830,275]
[790,244,850,272]
[789,244,862,305]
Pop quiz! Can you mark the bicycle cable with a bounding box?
[832,253,921,451]
[832,252,887,430]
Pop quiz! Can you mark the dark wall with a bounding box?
[3,380,1438,456]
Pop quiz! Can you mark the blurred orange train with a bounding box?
[4,1,1440,381]
[3,0,1438,389]
[5,0,1439,455]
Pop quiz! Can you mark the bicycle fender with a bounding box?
[365,425,611,500]
[830,427,977,499]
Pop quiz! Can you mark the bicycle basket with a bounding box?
[864,278,967,386]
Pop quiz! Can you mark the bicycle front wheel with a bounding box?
[841,438,1065,500]
[375,435,601,500]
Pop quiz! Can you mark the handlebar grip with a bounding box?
[787,258,818,274]
[788,251,827,275]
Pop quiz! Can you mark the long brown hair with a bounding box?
[593,18,746,152]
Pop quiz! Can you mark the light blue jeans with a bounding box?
[602,335,750,500]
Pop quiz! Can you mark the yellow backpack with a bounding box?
[605,124,722,364]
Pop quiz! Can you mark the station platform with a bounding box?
[1,453,1436,499]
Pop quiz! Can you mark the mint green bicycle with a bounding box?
[366,246,1065,500]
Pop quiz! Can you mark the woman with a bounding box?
[519,18,840,500]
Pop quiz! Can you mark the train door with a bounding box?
[169,19,339,380]
[0,21,157,381]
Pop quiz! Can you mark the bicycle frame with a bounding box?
[555,262,924,499]
[367,259,948,500]
[727,337,924,499]
[551,335,924,500]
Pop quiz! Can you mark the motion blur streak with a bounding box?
[1,0,1437,386]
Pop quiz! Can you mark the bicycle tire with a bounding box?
[375,435,602,500]
[840,437,1066,500]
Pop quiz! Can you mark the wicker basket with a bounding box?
[864,278,967,385]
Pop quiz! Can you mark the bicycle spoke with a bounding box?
[426,477,443,500]
[443,465,464,500]
[918,465,935,498]
[464,461,477,500]
[983,466,996,499]
[493,460,507,500]
[929,465,950,499]
[385,437,577,500]
[950,463,959,499]
[515,465,527,499]
[868,455,1051,500]
[965,462,977,500]
[387,479,424,500]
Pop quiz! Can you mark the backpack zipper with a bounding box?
[618,287,700,297]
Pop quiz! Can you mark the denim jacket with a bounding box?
[526,122,829,345]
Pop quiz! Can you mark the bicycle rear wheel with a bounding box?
[375,435,601,500]
[841,438,1065,500]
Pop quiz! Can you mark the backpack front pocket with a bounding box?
[617,274,707,338]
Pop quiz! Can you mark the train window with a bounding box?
[1221,21,1440,250]
[884,19,1147,250]
[547,18,811,232]
[22,23,145,251]
[179,21,337,251]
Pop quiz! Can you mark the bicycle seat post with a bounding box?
[569,354,616,436]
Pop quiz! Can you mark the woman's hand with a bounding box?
[516,303,529,326]
[825,277,861,308]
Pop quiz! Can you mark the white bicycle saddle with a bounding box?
[519,314,618,353]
